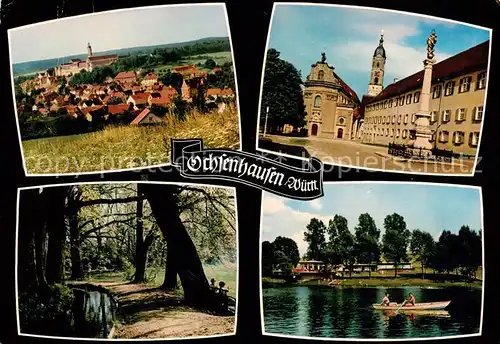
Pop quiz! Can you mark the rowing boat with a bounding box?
[372,301,451,310]
[381,309,451,318]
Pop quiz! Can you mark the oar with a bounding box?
[395,300,406,313]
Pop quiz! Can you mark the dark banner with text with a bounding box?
[171,139,324,200]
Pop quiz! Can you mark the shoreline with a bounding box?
[261,277,482,290]
[68,280,235,339]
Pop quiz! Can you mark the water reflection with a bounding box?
[263,286,481,339]
[72,288,116,338]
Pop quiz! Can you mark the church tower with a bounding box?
[367,30,386,97]
[87,42,93,57]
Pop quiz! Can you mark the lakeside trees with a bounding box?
[261,236,300,277]
[298,212,482,280]
[17,182,236,335]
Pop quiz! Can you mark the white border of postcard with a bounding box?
[255,3,493,177]
[15,180,239,341]
[8,3,242,177]
[258,181,485,341]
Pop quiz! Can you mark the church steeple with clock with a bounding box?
[367,30,386,97]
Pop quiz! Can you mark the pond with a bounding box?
[263,285,481,340]
[71,287,117,338]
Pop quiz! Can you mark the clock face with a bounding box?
[374,71,381,77]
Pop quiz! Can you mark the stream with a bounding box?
[71,286,117,338]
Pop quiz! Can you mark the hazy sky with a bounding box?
[261,183,482,257]
[267,4,491,98]
[9,4,229,63]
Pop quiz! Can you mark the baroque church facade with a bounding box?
[302,53,360,140]
[55,43,119,77]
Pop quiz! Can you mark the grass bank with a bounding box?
[68,263,237,339]
[262,277,482,289]
[22,107,239,174]
[85,263,237,298]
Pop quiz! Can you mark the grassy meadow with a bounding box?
[155,51,233,75]
[22,106,240,174]
[86,263,237,298]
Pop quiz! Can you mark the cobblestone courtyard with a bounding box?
[259,135,477,175]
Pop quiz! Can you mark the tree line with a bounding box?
[262,213,482,280]
[17,182,236,336]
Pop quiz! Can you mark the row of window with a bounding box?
[313,94,349,108]
[365,106,483,125]
[432,72,486,99]
[367,92,420,112]
[364,128,480,147]
[366,72,487,113]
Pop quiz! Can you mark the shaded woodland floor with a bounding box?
[70,279,235,339]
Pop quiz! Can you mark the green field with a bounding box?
[155,51,233,75]
[22,106,240,174]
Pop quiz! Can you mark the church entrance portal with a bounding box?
[337,128,343,139]
[311,124,318,136]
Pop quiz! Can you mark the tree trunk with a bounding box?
[68,186,84,280]
[422,264,425,280]
[34,190,49,290]
[368,266,372,279]
[133,191,146,283]
[394,265,398,278]
[142,184,212,308]
[17,188,43,290]
[45,186,68,284]
[162,245,178,290]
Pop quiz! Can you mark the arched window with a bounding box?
[317,70,324,80]
[338,117,345,125]
[374,77,379,84]
[376,62,380,68]
[314,95,321,108]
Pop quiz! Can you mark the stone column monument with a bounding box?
[410,30,437,158]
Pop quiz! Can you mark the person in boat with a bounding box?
[381,293,390,306]
[405,292,416,307]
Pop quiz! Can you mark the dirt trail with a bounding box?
[79,281,235,339]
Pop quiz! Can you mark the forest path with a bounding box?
[78,280,235,339]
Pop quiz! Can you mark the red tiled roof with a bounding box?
[144,72,158,80]
[151,97,172,106]
[88,54,118,61]
[131,108,151,125]
[108,104,130,115]
[334,72,360,104]
[160,87,177,98]
[109,91,124,98]
[367,40,489,105]
[129,93,151,104]
[81,105,105,115]
[115,71,137,80]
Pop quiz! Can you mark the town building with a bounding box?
[360,39,488,156]
[54,42,119,77]
[115,71,138,85]
[141,72,158,87]
[130,108,163,125]
[172,64,207,79]
[302,52,361,140]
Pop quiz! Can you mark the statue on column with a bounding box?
[426,30,437,60]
